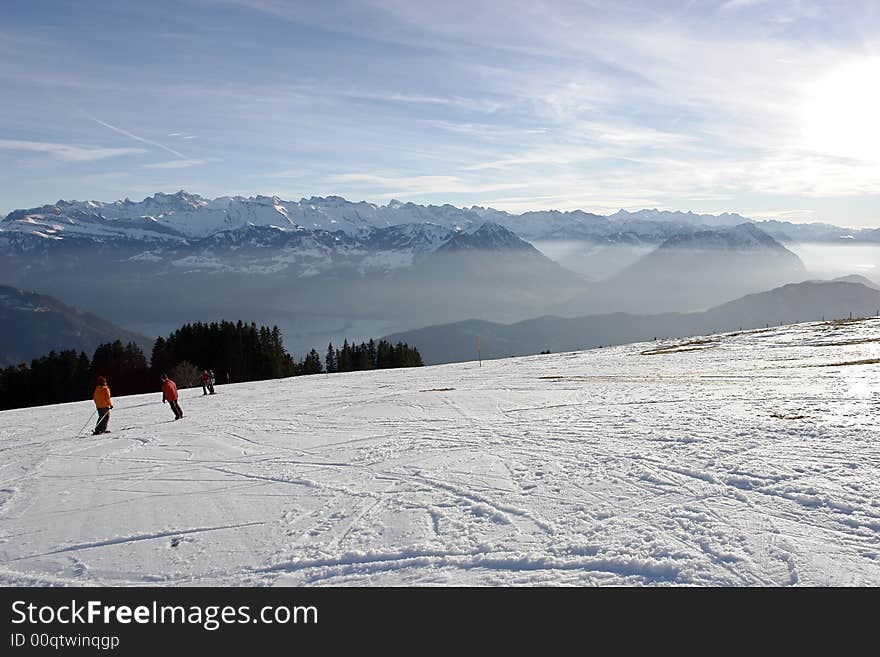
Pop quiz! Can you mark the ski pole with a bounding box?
[76,408,97,437]
[91,409,111,435]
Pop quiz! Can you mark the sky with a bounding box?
[1,0,878,226]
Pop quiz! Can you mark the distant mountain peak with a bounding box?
[609,208,753,227]
[833,274,880,290]
[146,190,207,208]
[437,222,536,253]
[658,223,787,252]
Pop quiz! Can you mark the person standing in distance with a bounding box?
[92,375,113,434]
[161,374,183,420]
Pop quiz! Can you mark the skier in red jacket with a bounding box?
[161,374,184,420]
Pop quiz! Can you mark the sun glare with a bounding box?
[802,58,880,163]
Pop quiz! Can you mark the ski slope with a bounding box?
[1,319,879,586]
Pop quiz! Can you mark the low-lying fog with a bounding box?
[787,243,880,281]
[531,240,654,280]
[532,240,880,285]
[121,242,880,351]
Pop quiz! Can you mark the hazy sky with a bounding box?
[1,0,878,225]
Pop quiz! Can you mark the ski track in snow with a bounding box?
[1,320,879,586]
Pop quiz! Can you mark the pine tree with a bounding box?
[367,338,377,369]
[325,342,337,373]
[299,349,323,375]
[338,339,352,372]
[376,340,392,369]
[151,337,174,378]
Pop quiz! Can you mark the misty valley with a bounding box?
[1,192,879,366]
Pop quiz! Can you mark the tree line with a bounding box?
[151,320,296,385]
[0,320,422,411]
[0,342,148,412]
[324,338,423,373]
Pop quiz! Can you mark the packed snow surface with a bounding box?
[1,319,879,586]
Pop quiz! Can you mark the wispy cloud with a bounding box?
[88,117,188,159]
[0,139,146,161]
[337,89,505,114]
[142,159,206,169]
[262,168,313,179]
[720,0,770,12]
[327,173,523,196]
[2,1,879,225]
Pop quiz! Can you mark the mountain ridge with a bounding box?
[384,278,880,364]
[0,284,152,367]
[5,191,876,247]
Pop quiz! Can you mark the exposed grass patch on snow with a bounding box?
[771,413,807,420]
[641,339,720,356]
[724,328,775,338]
[810,358,880,368]
[809,337,880,347]
[822,317,872,327]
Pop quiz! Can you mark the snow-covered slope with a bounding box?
[1,318,878,586]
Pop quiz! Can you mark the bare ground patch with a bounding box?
[641,339,720,356]
[724,328,775,338]
[809,337,880,347]
[821,317,873,328]
[810,358,880,368]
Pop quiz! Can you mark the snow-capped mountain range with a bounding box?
[2,191,874,259]
[0,190,862,359]
[0,192,487,245]
[0,192,563,276]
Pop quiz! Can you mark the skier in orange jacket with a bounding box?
[92,376,113,434]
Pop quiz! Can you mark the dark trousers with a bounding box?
[202,383,209,395]
[169,399,183,419]
[95,407,110,434]
[208,381,215,394]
